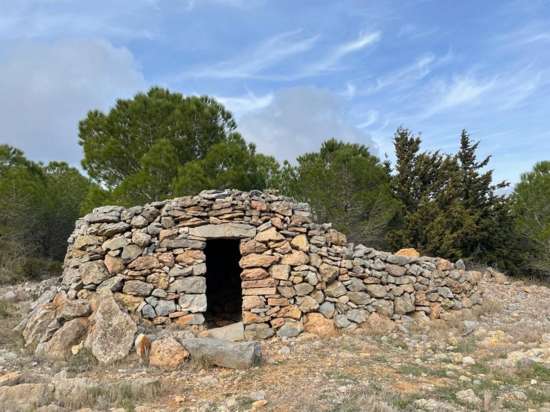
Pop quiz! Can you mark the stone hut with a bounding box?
[53,189,482,339]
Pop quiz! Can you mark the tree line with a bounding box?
[1,87,548,282]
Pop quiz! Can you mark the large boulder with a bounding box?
[35,318,89,361]
[181,337,261,369]
[22,303,57,347]
[86,291,137,363]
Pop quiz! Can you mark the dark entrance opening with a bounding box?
[204,239,243,327]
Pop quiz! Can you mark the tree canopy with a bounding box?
[512,161,550,277]
[388,128,516,267]
[0,145,90,282]
[2,85,548,281]
[79,87,239,204]
[280,139,399,248]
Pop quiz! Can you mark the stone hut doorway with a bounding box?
[204,239,243,327]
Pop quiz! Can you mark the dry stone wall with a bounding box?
[54,189,482,340]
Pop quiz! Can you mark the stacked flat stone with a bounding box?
[56,189,482,340]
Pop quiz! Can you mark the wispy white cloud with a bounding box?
[181,30,319,80]
[0,1,160,41]
[356,110,379,129]
[362,51,453,96]
[521,32,550,44]
[300,31,381,77]
[175,30,380,81]
[215,92,274,117]
[368,54,436,94]
[422,74,496,117]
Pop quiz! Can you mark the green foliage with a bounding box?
[280,139,398,248]
[0,145,89,282]
[173,134,280,195]
[79,87,239,206]
[388,128,518,268]
[512,161,550,278]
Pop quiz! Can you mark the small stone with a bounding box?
[104,255,125,274]
[395,248,420,258]
[142,304,156,319]
[178,294,207,313]
[294,283,314,296]
[276,321,304,338]
[131,215,148,228]
[385,264,407,277]
[241,268,269,281]
[128,256,160,271]
[270,265,290,280]
[290,234,309,252]
[132,231,152,247]
[170,277,207,294]
[176,249,206,265]
[121,244,142,262]
[347,309,368,324]
[365,313,394,334]
[97,222,131,236]
[395,294,415,314]
[366,284,386,298]
[193,263,207,275]
[240,254,279,268]
[298,296,319,313]
[149,337,189,369]
[204,322,245,342]
[277,305,301,319]
[174,313,205,326]
[319,301,335,318]
[304,313,337,337]
[347,291,370,305]
[244,323,274,340]
[462,356,476,366]
[123,280,154,296]
[456,389,480,406]
[80,261,109,285]
[255,227,284,242]
[155,300,176,316]
[102,236,129,251]
[239,240,268,255]
[319,263,339,283]
[334,314,351,328]
[281,251,309,266]
[326,281,346,298]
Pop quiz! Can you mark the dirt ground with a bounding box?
[0,274,549,412]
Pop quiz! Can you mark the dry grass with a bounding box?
[57,380,162,411]
[473,299,504,317]
[0,299,24,349]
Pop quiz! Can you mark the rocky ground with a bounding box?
[0,273,549,412]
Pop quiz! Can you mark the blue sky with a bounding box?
[1,0,549,184]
